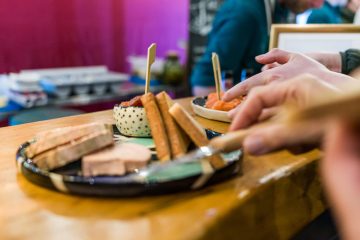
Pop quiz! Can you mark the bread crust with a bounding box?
[141,93,171,161]
[27,123,108,158]
[33,130,114,170]
[156,91,190,158]
[169,103,226,169]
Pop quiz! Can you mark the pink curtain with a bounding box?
[0,0,188,73]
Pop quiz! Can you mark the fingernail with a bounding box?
[244,135,267,155]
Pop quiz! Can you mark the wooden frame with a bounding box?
[269,24,360,51]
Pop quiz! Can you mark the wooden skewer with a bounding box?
[212,53,222,100]
[145,43,157,94]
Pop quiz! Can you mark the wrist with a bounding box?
[326,53,342,73]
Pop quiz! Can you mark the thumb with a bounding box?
[243,122,323,155]
[256,49,292,65]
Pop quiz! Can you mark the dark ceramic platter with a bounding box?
[16,126,242,197]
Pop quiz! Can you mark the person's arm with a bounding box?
[305,52,342,72]
[340,49,360,75]
[191,11,257,89]
[322,121,360,240]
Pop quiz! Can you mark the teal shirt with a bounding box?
[191,0,288,87]
[307,1,342,24]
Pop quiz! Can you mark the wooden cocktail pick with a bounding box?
[212,52,222,100]
[145,43,157,94]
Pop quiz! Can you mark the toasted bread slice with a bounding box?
[169,103,226,169]
[33,129,114,170]
[141,93,171,161]
[27,123,109,158]
[156,91,190,157]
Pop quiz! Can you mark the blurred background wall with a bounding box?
[0,0,189,73]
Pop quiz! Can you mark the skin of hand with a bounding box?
[322,121,360,240]
[263,52,342,73]
[223,49,355,102]
[305,52,342,73]
[229,74,342,155]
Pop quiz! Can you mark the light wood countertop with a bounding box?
[0,98,325,240]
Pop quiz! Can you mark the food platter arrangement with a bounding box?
[16,44,243,197]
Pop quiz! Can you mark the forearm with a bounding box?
[306,52,342,73]
[321,70,357,85]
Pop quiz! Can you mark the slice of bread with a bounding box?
[156,91,190,158]
[141,93,171,161]
[27,123,109,158]
[169,103,226,169]
[33,129,114,170]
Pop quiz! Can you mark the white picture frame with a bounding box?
[269,24,360,53]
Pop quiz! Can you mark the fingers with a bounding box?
[228,103,242,119]
[223,72,283,101]
[228,102,278,122]
[262,63,281,71]
[256,49,292,65]
[243,121,323,155]
[257,107,279,122]
[223,49,293,102]
[229,82,291,130]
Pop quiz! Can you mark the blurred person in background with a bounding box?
[341,0,360,22]
[307,0,346,23]
[307,0,360,23]
[191,0,324,96]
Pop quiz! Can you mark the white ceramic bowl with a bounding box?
[191,97,231,123]
[113,105,151,137]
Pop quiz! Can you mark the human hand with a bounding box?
[229,74,342,155]
[223,49,354,101]
[322,121,360,240]
[262,52,341,73]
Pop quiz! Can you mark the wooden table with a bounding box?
[0,98,326,240]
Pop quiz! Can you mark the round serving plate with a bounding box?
[191,97,232,123]
[16,125,242,197]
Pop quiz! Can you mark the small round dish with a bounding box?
[113,105,151,137]
[191,97,231,123]
[16,126,242,197]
